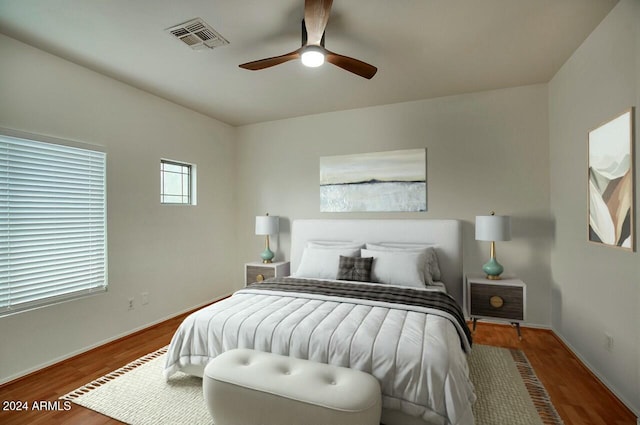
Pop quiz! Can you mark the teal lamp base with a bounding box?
[260,235,275,264]
[482,257,504,280]
[260,246,274,264]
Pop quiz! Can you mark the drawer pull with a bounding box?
[490,296,504,309]
[256,274,265,282]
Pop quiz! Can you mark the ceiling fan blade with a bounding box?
[239,49,302,70]
[304,0,333,45]
[325,50,378,79]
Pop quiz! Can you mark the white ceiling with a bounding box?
[0,0,617,126]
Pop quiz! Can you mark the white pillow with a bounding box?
[361,248,428,288]
[295,247,360,279]
[366,243,441,282]
[368,242,434,248]
[307,240,365,249]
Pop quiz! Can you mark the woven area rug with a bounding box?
[61,345,563,425]
[468,345,563,425]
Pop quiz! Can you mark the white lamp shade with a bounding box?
[475,215,511,241]
[255,215,279,235]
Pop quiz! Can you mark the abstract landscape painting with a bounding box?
[588,108,635,250]
[320,148,427,212]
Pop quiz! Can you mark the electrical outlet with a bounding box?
[128,297,134,310]
[604,333,614,352]
[141,292,149,305]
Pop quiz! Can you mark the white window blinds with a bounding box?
[0,133,107,316]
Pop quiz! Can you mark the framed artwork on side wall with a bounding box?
[588,107,635,251]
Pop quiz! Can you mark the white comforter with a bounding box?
[164,282,476,425]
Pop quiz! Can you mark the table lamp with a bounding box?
[475,212,511,280]
[255,213,279,263]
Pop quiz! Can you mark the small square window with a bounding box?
[161,159,196,205]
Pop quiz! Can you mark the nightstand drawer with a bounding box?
[244,262,290,286]
[470,282,524,321]
[246,266,275,283]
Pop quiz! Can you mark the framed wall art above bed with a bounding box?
[319,148,427,213]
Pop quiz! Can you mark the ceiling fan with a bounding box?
[239,0,377,79]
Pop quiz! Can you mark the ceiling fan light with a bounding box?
[301,46,325,67]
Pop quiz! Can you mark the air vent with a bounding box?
[166,18,229,50]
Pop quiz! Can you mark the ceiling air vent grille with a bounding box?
[166,18,229,50]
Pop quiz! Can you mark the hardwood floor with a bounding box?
[0,311,190,425]
[0,317,636,425]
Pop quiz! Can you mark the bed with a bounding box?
[164,219,476,425]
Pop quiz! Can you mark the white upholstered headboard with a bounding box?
[291,219,463,306]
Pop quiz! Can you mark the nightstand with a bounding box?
[245,261,290,286]
[466,274,526,339]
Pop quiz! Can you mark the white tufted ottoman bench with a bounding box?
[203,348,382,425]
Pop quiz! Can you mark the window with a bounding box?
[0,131,107,316]
[160,159,196,205]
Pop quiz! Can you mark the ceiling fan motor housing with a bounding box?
[301,20,325,47]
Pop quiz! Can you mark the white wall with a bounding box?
[236,84,552,325]
[549,0,640,414]
[0,34,237,383]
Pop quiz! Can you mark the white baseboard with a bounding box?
[521,321,551,330]
[466,317,552,330]
[552,328,639,417]
[0,293,232,386]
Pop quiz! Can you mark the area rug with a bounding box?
[468,345,563,425]
[61,345,563,425]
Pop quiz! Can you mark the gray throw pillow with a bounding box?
[337,255,373,282]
